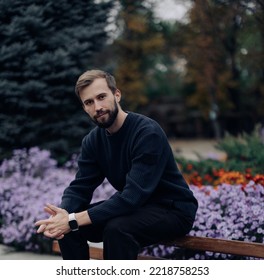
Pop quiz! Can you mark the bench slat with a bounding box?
[52,240,160,260]
[163,236,264,258]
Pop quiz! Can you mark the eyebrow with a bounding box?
[83,93,107,104]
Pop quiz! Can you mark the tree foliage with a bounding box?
[175,0,264,135]
[114,0,165,110]
[0,0,114,161]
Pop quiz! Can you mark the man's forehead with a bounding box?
[80,78,111,99]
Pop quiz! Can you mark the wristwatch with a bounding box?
[68,213,79,231]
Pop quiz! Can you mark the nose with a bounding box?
[94,100,103,112]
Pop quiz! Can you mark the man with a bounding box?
[35,69,198,260]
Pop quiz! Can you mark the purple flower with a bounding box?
[0,147,263,259]
[141,183,263,259]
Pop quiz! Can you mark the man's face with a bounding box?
[79,78,120,128]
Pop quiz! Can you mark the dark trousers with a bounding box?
[58,202,195,260]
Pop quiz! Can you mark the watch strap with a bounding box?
[69,213,76,222]
[68,213,79,231]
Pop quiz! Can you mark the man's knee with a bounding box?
[103,217,131,238]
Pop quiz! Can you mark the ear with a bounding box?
[114,89,121,103]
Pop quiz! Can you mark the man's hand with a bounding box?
[35,203,70,239]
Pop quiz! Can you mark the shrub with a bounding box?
[215,124,264,174]
[178,124,264,181]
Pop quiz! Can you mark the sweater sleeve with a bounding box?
[88,128,169,224]
[60,135,104,213]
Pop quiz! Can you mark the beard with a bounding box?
[92,101,119,129]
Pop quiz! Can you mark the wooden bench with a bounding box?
[52,235,264,259]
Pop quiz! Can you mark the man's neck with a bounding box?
[106,110,128,135]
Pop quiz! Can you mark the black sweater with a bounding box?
[60,112,198,224]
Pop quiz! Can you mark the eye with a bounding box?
[98,94,106,100]
[84,100,93,106]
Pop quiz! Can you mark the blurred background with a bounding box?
[1,0,264,259]
[1,0,263,163]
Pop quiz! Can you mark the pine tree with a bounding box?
[0,0,114,161]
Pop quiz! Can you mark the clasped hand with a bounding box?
[35,203,70,239]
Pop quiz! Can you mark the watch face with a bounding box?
[69,219,79,231]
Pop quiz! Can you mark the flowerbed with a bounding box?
[0,147,263,259]
[183,166,264,188]
[0,147,114,252]
[143,182,264,259]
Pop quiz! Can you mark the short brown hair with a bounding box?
[75,70,117,101]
